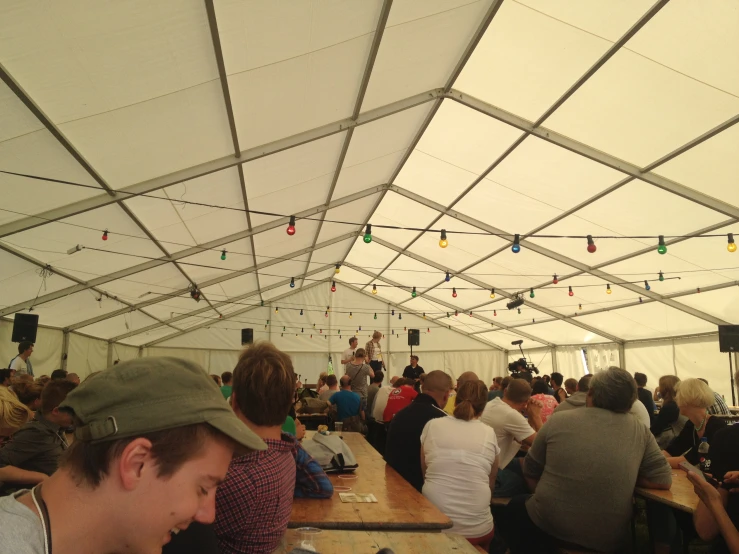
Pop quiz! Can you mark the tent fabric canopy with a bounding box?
[0,0,737,378]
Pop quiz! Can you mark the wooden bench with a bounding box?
[490,497,511,506]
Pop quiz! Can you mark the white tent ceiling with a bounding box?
[0,0,737,354]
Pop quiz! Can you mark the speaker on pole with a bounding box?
[12,313,39,343]
[719,325,739,352]
[241,328,254,345]
[408,329,420,347]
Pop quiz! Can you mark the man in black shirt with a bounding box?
[385,370,452,491]
[634,372,656,420]
[402,355,424,381]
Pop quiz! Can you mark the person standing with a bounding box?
[341,337,358,370]
[8,342,34,377]
[403,356,424,381]
[365,331,384,374]
[344,348,374,400]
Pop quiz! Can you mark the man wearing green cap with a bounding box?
[0,357,265,554]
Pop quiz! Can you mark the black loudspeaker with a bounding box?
[12,313,39,343]
[408,329,420,347]
[719,325,739,353]
[241,328,253,345]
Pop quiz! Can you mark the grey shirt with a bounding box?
[318,389,337,402]
[367,383,381,417]
[344,363,372,399]
[0,491,44,553]
[524,407,672,552]
[553,391,587,412]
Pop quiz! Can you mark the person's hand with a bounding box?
[722,471,739,493]
[687,470,723,509]
[295,419,306,440]
[527,398,543,416]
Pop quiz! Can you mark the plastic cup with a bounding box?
[334,422,343,436]
[296,527,322,552]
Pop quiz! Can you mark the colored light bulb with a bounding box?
[490,288,495,299]
[455,310,458,316]
[517,308,521,314]
[606,284,612,294]
[452,287,457,298]
[511,233,521,253]
[568,286,574,297]
[102,230,108,241]
[363,224,372,244]
[644,280,651,291]
[334,264,341,274]
[349,312,353,319]
[423,313,426,319]
[300,309,303,315]
[552,274,558,285]
[289,277,295,288]
[657,235,667,255]
[445,272,451,282]
[639,297,643,303]
[586,235,596,253]
[579,304,582,310]
[493,310,497,317]
[331,281,336,292]
[374,313,377,320]
[221,249,227,261]
[398,313,402,320]
[286,215,296,236]
[325,310,328,317]
[658,271,664,282]
[411,287,417,298]
[372,284,377,294]
[529,288,535,298]
[728,233,736,252]
[275,307,279,313]
[439,229,448,248]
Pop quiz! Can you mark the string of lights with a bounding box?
[1,170,737,255]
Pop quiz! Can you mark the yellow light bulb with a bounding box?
[729,243,737,253]
[439,238,448,248]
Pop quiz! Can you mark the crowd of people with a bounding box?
[1,335,738,554]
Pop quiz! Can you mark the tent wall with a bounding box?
[625,335,735,402]
[66,333,108,379]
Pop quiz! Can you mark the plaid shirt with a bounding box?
[214,433,332,554]
[708,392,732,415]
[364,340,382,363]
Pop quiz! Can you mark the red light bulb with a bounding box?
[586,235,596,253]
[102,230,108,241]
[552,274,558,285]
[286,215,296,236]
[452,287,457,298]
[568,286,574,297]
[331,281,336,292]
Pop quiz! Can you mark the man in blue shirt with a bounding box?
[330,375,362,421]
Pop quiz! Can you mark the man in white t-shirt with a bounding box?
[481,378,542,497]
[341,337,358,370]
[8,341,34,377]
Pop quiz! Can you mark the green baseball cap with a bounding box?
[60,357,265,452]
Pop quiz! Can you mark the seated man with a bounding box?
[383,378,418,422]
[215,342,333,554]
[0,379,77,492]
[366,370,384,416]
[385,370,452,491]
[554,374,592,412]
[497,366,672,553]
[318,374,339,402]
[481,379,542,497]
[0,357,265,554]
[330,375,363,431]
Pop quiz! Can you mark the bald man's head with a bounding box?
[504,378,532,409]
[424,371,453,393]
[456,371,479,390]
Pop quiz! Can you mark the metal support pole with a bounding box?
[387,304,392,375]
[61,331,69,370]
[730,353,736,407]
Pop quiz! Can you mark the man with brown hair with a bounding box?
[385,370,453,491]
[0,357,264,553]
[0,379,78,491]
[319,374,339,401]
[215,341,333,554]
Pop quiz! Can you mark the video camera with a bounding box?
[507,340,539,374]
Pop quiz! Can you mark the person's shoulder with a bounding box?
[0,495,45,553]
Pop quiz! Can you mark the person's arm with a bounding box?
[488,456,500,498]
[525,398,544,432]
[664,454,687,469]
[294,418,306,441]
[366,365,375,379]
[0,428,42,470]
[293,444,334,499]
[420,446,427,477]
[637,432,673,490]
[688,471,739,550]
[0,466,47,484]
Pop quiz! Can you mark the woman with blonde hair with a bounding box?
[421,380,500,549]
[651,375,682,447]
[0,387,47,486]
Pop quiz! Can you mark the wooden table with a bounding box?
[275,529,477,553]
[634,470,699,513]
[290,432,452,531]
